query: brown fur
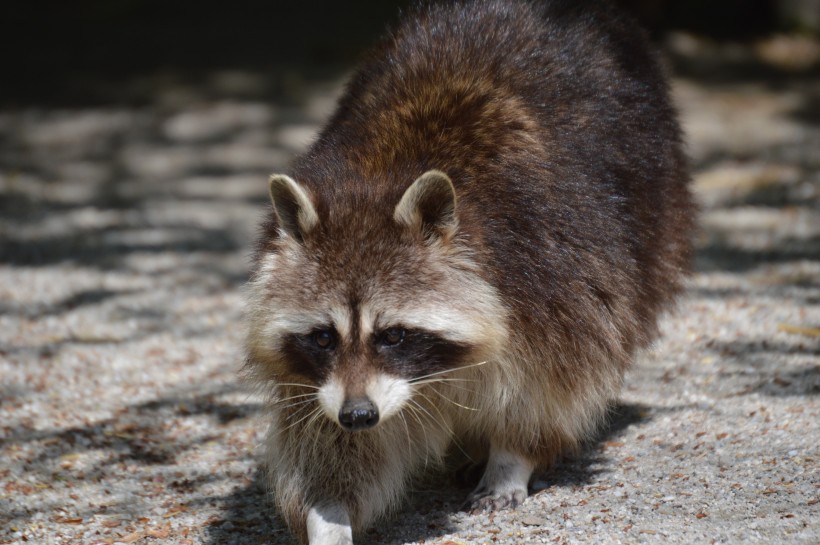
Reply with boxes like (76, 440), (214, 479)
(245, 1), (695, 542)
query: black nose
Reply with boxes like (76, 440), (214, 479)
(338, 398), (379, 431)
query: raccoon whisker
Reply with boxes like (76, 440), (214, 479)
(411, 394), (455, 438)
(408, 361), (487, 384)
(307, 409), (328, 453)
(411, 377), (476, 386)
(284, 405), (323, 431)
(404, 401), (432, 468)
(278, 390), (320, 398)
(277, 397), (317, 411)
(423, 374), (477, 381)
(397, 411), (412, 456)
(407, 398), (436, 427)
(412, 393), (473, 463)
(275, 392), (318, 404)
(427, 389), (478, 411)
(300, 408), (325, 437)
(417, 392), (459, 433)
(275, 382), (321, 390)
(403, 400), (427, 431)
(282, 400), (313, 420)
(279, 405), (311, 418)
(412, 378), (476, 395)
(282, 409), (313, 429)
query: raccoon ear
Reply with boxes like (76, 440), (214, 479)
(394, 170), (457, 235)
(268, 174), (319, 242)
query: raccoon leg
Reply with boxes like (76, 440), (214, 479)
(466, 446), (534, 512)
(306, 503), (353, 545)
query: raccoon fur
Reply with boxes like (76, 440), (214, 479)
(245, 1), (695, 543)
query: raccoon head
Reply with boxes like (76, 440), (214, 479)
(246, 170), (507, 432)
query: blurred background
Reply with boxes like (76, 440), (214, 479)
(2, 0), (817, 267)
(2, 0), (819, 106)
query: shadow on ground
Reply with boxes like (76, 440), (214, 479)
(0, 383), (261, 530)
(200, 402), (657, 545)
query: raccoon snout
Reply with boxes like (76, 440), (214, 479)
(338, 398), (380, 431)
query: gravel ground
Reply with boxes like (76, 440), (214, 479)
(1, 36), (818, 545)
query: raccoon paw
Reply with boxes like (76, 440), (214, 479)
(462, 447), (534, 513)
(465, 483), (528, 513)
(307, 503), (353, 545)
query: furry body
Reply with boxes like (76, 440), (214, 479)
(245, 1), (694, 543)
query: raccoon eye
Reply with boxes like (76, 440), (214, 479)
(380, 327), (406, 347)
(311, 329), (336, 350)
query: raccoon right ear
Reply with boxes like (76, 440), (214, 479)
(268, 174), (319, 242)
(394, 170), (457, 236)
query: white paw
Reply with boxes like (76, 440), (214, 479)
(463, 447), (534, 513)
(307, 503), (353, 545)
(466, 483), (528, 512)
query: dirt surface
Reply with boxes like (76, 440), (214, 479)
(1, 36), (818, 545)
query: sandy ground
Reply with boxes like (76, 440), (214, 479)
(1, 36), (818, 545)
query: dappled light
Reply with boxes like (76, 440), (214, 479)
(1, 4), (818, 544)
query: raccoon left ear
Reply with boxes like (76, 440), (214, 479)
(268, 174), (319, 242)
(394, 170), (457, 235)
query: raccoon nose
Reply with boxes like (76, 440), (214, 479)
(338, 398), (380, 431)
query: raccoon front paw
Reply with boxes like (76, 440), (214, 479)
(465, 483), (528, 513)
(462, 447), (534, 513)
(307, 503), (353, 545)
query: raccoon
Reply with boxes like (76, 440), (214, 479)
(245, 1), (694, 543)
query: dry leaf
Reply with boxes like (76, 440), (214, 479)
(146, 527), (171, 538)
(777, 324), (820, 337)
(54, 517), (83, 524)
(118, 531), (146, 543)
(163, 504), (188, 518)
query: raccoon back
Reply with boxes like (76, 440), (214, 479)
(264, 0), (694, 368)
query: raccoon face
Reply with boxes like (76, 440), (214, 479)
(282, 323), (474, 431)
(247, 170), (508, 431)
